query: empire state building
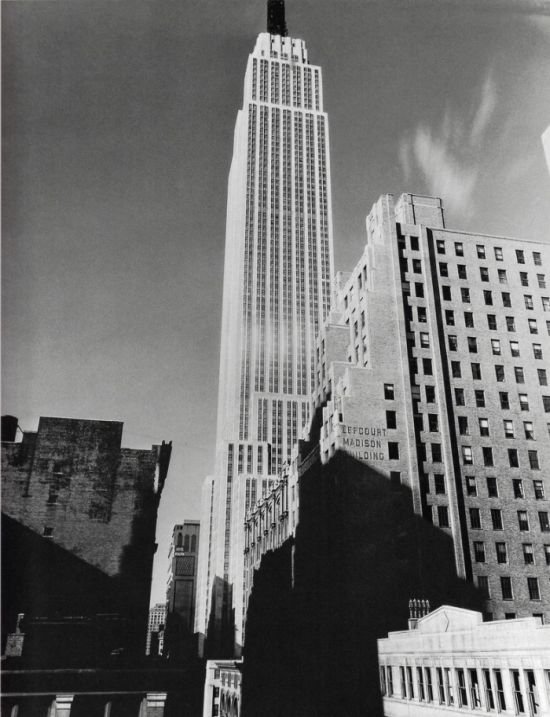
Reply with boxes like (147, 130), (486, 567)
(196, 0), (335, 655)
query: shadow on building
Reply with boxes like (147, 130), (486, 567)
(200, 577), (240, 661)
(242, 450), (485, 717)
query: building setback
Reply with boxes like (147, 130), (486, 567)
(195, 0), (335, 656)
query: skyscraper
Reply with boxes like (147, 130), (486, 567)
(196, 0), (334, 655)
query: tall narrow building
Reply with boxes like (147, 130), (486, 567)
(196, 0), (335, 655)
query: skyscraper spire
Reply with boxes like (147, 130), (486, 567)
(267, 0), (287, 36)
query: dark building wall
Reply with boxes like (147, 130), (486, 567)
(1, 416), (171, 665)
(242, 450), (484, 717)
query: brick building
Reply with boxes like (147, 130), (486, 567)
(164, 520), (200, 660)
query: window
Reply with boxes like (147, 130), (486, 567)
(455, 242), (463, 256)
(480, 266), (489, 282)
(439, 262), (448, 277)
(533, 480), (545, 499)
(477, 244), (486, 259)
(529, 319), (538, 336)
(528, 577), (540, 600)
(483, 290), (493, 306)
(508, 448), (519, 468)
(528, 450), (540, 470)
(491, 508), (503, 530)
(544, 396), (550, 412)
(434, 473), (445, 494)
(478, 577), (490, 598)
(418, 306), (427, 322)
(513, 479), (524, 499)
(504, 419), (515, 438)
(500, 392), (510, 409)
(475, 390), (485, 407)
(524, 421), (534, 440)
(542, 297), (550, 311)
(471, 363), (482, 380)
(455, 388), (465, 405)
(473, 541), (485, 562)
(448, 335), (458, 351)
(545, 545), (550, 565)
(410, 235), (419, 251)
(496, 542), (507, 563)
(523, 544), (534, 565)
(423, 358), (433, 375)
(533, 343), (543, 359)
(386, 410), (397, 429)
(516, 249), (525, 264)
(487, 314), (497, 330)
(510, 340), (520, 357)
(461, 287), (470, 303)
(451, 361), (461, 378)
(519, 394), (529, 411)
(478, 418), (489, 436)
(466, 476), (477, 496)
(384, 384), (394, 399)
(486, 477), (498, 497)
(506, 316), (516, 332)
(495, 365), (505, 382)
(498, 268), (507, 283)
(458, 416), (469, 435)
(415, 282), (424, 297)
(537, 273), (546, 288)
(445, 309), (454, 326)
(438, 505), (449, 527)
(43, 526), (53, 538)
(388, 442), (399, 459)
(442, 285), (451, 301)
(464, 311), (474, 328)
(425, 385), (435, 403)
(538, 369), (548, 386)
(457, 264), (467, 279)
(462, 446), (473, 465)
(468, 336), (478, 353)
(500, 577), (513, 600)
(525, 294), (534, 310)
(412, 259), (422, 273)
(491, 339), (501, 355)
(494, 246), (503, 260)
(470, 508), (481, 529)
(390, 471), (401, 487)
(457, 669), (468, 708)
(514, 366), (525, 384)
(432, 443), (442, 462)
(428, 414), (439, 432)
(436, 239), (445, 254)
(518, 510), (529, 531)
(533, 251), (542, 265)
(539, 512), (550, 532)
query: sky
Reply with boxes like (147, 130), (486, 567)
(3, 0), (550, 604)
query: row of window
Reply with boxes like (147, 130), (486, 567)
(469, 507), (550, 533)
(461, 445), (541, 470)
(443, 306), (550, 334)
(435, 238), (543, 267)
(458, 416), (541, 440)
(465, 475), (545, 500)
(438, 261), (546, 288)
(454, 387), (550, 413)
(381, 662), (545, 715)
(473, 540), (550, 567)
(450, 360), (546, 384)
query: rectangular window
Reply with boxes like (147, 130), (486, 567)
(528, 451), (540, 470)
(417, 667), (425, 701)
(506, 316), (516, 332)
(494, 247), (503, 260)
(538, 369), (548, 386)
(491, 508), (503, 530)
(516, 249), (525, 264)
(533, 480), (545, 499)
(412, 259), (422, 273)
(437, 668), (445, 705)
(495, 364), (505, 382)
(478, 576), (489, 597)
(513, 479), (524, 498)
(500, 392), (510, 409)
(423, 358), (433, 375)
(455, 388), (465, 405)
(480, 266), (489, 282)
(544, 395), (550, 412)
(439, 262), (448, 277)
(518, 510), (529, 531)
(457, 264), (467, 279)
(477, 244), (486, 259)
(475, 390), (485, 407)
(438, 505), (449, 527)
(445, 309), (454, 326)
(470, 507), (481, 529)
(533, 251), (542, 265)
(436, 239), (445, 254)
(537, 273), (546, 288)
(510, 340), (520, 357)
(487, 477), (498, 497)
(519, 394), (529, 411)
(545, 545), (550, 565)
(455, 242), (463, 256)
(496, 542), (507, 563)
(502, 292), (512, 307)
(479, 418), (489, 436)
(442, 285), (451, 301)
(418, 306), (427, 322)
(500, 576), (513, 600)
(457, 669), (468, 708)
(425, 385), (435, 403)
(434, 473), (445, 494)
(498, 268), (507, 283)
(386, 410), (397, 429)
(388, 442), (399, 460)
(462, 446), (473, 465)
(406, 666), (415, 698)
(533, 343), (543, 359)
(451, 361), (461, 378)
(525, 294), (534, 309)
(468, 336), (478, 353)
(528, 577), (540, 600)
(509, 448), (519, 467)
(494, 670), (506, 711)
(448, 335), (458, 351)
(471, 363), (482, 380)
(425, 667), (433, 702)
(539, 512), (550, 532)
(415, 282), (424, 297)
(515, 366), (525, 384)
(520, 271), (529, 286)
(487, 314), (497, 330)
(491, 339), (501, 355)
(523, 544), (534, 565)
(484, 290), (493, 305)
(432, 443), (442, 462)
(464, 311), (474, 328)
(473, 541), (485, 562)
(466, 476), (477, 496)
(384, 384), (394, 399)
(458, 416), (469, 435)
(504, 419), (515, 438)
(428, 414), (439, 432)
(461, 287), (470, 303)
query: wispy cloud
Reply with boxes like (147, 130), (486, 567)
(399, 70), (497, 216)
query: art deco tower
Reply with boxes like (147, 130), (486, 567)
(196, 0), (335, 655)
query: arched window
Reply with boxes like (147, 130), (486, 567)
(184, 534), (190, 552)
(176, 533), (182, 548)
(191, 534), (197, 552)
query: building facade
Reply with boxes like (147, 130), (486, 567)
(378, 605), (550, 716)
(146, 603), (166, 656)
(164, 520), (200, 660)
(195, 0), (335, 654)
